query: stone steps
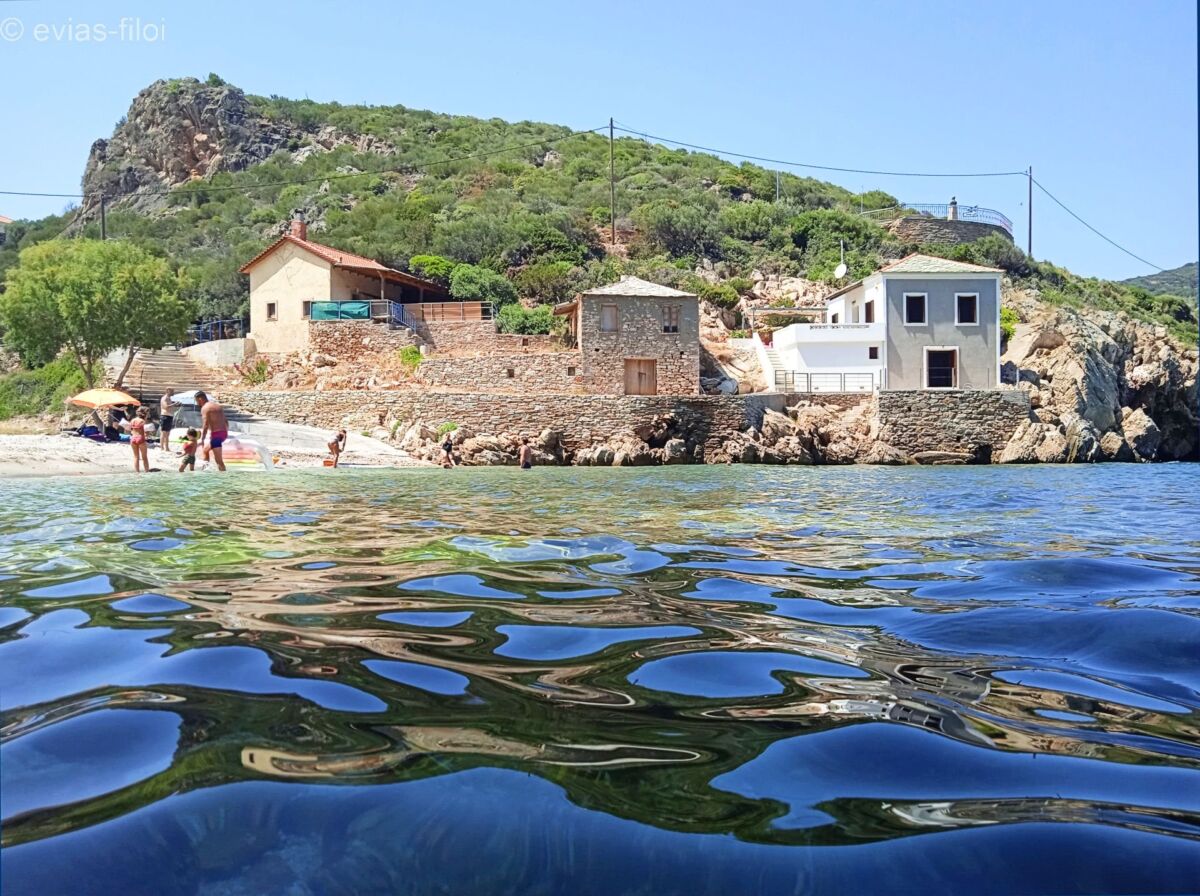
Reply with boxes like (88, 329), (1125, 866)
(112, 348), (222, 406)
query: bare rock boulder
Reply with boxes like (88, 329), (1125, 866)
(1122, 409), (1161, 461)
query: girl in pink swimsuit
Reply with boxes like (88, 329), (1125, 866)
(130, 406), (150, 473)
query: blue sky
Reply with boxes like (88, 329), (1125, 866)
(0, 0), (1195, 281)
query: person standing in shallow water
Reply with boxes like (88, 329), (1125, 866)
(441, 433), (456, 468)
(519, 438), (533, 470)
(129, 407), (150, 473)
(328, 429), (347, 467)
(159, 388), (179, 452)
(196, 391), (229, 472)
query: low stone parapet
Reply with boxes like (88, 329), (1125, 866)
(875, 390), (1030, 458)
(307, 320), (421, 358)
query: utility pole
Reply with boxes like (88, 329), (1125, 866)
(100, 195), (107, 240)
(609, 118), (616, 247)
(1026, 166), (1032, 257)
(775, 170), (781, 202)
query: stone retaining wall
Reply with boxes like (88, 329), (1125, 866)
(876, 390), (1030, 457)
(886, 217), (1012, 246)
(418, 321), (566, 356)
(224, 389), (814, 455)
(418, 352), (583, 393)
(308, 321), (421, 358)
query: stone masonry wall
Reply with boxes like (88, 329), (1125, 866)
(418, 321), (565, 356)
(308, 321), (421, 358)
(417, 352), (584, 393)
(224, 389), (809, 455)
(875, 390), (1031, 456)
(580, 295), (700, 394)
(887, 217), (1012, 246)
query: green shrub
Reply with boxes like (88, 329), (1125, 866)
(730, 328), (750, 339)
(408, 254), (456, 284)
(449, 264), (518, 308)
(496, 304), (558, 335)
(631, 200), (722, 258)
(513, 261), (576, 304)
(436, 421), (458, 436)
(397, 345), (422, 374)
(1000, 307), (1018, 343)
(235, 357), (271, 385)
(0, 357), (89, 421)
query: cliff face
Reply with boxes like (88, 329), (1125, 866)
(80, 78), (302, 215)
(1000, 290), (1198, 462)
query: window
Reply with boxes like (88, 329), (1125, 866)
(956, 293), (979, 325)
(505, 368), (515, 379)
(926, 349), (958, 388)
(662, 305), (680, 334)
(567, 366), (576, 377)
(830, 312), (840, 324)
(904, 294), (927, 325)
(600, 304), (619, 332)
(302, 301), (312, 319)
(868, 346), (879, 360)
(864, 301), (875, 324)
(266, 302), (278, 321)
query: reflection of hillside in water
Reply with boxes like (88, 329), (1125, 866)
(1, 467), (1198, 864)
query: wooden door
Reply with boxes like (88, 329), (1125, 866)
(624, 359), (657, 395)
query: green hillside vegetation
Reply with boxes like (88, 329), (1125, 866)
(1121, 262), (1197, 299)
(0, 80), (1195, 348)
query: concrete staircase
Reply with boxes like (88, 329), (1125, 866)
(761, 343), (784, 391)
(110, 347), (223, 406)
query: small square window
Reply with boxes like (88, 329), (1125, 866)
(600, 304), (619, 332)
(521, 337), (530, 346)
(505, 368), (515, 379)
(567, 366), (577, 377)
(830, 312), (839, 324)
(868, 346), (879, 360)
(302, 301), (312, 319)
(662, 305), (680, 334)
(956, 294), (979, 325)
(904, 294), (927, 325)
(266, 302), (278, 321)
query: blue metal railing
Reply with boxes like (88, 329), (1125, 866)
(860, 203), (1013, 236)
(186, 319), (245, 345)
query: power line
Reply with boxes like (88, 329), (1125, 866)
(0, 126), (607, 201)
(612, 121), (1027, 178)
(1032, 177), (1165, 271)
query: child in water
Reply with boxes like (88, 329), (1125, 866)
(178, 429), (199, 473)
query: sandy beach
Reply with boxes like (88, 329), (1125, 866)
(0, 433), (427, 479)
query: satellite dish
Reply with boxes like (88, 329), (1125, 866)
(834, 262), (848, 279)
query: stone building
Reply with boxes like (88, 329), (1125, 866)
(555, 276), (700, 395)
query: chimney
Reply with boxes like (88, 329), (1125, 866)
(289, 210), (307, 240)
(947, 197), (958, 221)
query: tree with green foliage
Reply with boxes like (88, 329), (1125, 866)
(449, 263), (518, 308)
(631, 200), (722, 258)
(0, 240), (194, 387)
(513, 261), (576, 304)
(408, 254), (456, 284)
(496, 304), (560, 335)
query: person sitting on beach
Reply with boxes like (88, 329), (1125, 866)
(178, 429), (199, 473)
(441, 433), (456, 468)
(195, 391), (228, 472)
(519, 438), (533, 470)
(129, 407), (150, 473)
(328, 429), (347, 468)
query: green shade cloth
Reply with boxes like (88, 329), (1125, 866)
(310, 300), (370, 321)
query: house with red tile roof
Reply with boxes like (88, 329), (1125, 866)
(0, 215), (12, 246)
(239, 214), (449, 354)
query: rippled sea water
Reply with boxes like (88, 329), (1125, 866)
(1, 465), (1198, 895)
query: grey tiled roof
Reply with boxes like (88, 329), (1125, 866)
(582, 275), (696, 298)
(880, 254), (1003, 274)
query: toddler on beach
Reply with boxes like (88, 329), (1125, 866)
(178, 429), (199, 473)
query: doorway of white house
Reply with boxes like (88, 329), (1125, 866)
(925, 348), (959, 388)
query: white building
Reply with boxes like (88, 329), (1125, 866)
(760, 254), (1004, 392)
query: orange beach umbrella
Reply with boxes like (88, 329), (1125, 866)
(68, 388), (141, 410)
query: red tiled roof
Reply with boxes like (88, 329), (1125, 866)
(238, 234), (445, 290)
(0, 215), (13, 225)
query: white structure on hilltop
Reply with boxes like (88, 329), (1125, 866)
(757, 254), (1004, 393)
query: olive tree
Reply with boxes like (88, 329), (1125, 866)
(1, 239), (195, 387)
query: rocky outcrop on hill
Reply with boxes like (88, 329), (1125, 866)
(81, 78), (303, 215)
(1000, 289), (1198, 462)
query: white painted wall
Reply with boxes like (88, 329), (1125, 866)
(248, 243), (333, 354)
(183, 338), (246, 367)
